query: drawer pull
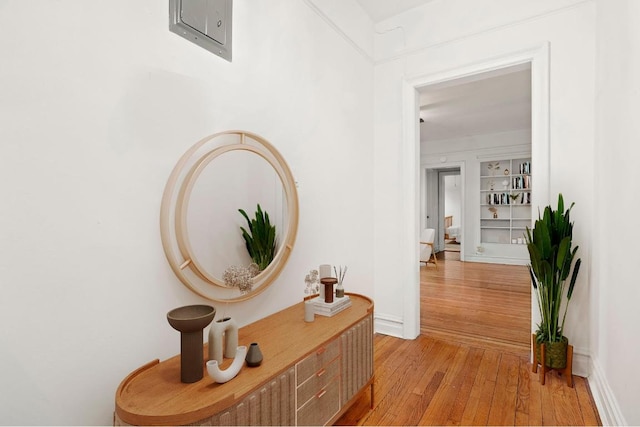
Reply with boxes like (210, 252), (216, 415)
(316, 347), (326, 355)
(316, 369), (326, 377)
(316, 389), (327, 399)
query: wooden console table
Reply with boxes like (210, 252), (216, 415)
(115, 294), (374, 426)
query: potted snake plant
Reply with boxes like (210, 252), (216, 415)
(239, 204), (277, 271)
(525, 193), (581, 369)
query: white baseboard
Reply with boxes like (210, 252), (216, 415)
(465, 254), (528, 265)
(374, 313), (404, 338)
(572, 348), (590, 378)
(588, 357), (627, 426)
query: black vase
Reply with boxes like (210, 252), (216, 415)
(245, 342), (263, 367)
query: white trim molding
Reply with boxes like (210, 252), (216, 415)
(589, 357), (627, 426)
(572, 347), (590, 378)
(402, 42), (551, 342)
(374, 313), (404, 338)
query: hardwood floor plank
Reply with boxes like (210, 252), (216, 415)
(564, 377), (589, 426)
(575, 376), (602, 426)
(514, 357), (532, 425)
(336, 255), (601, 426)
(527, 362), (544, 426)
(418, 345), (474, 425)
(359, 340), (413, 424)
(377, 337), (439, 425)
(486, 353), (520, 425)
(421, 255), (531, 350)
(470, 363), (500, 425)
(551, 372), (577, 425)
(411, 336), (457, 395)
(446, 347), (484, 425)
(459, 349), (501, 425)
(539, 371), (558, 425)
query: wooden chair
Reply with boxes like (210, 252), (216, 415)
(420, 228), (438, 268)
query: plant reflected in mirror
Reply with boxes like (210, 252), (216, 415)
(239, 204), (277, 271)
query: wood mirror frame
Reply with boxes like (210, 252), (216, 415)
(160, 130), (299, 302)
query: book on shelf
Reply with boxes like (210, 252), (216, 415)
(311, 295), (352, 317)
(519, 161), (531, 174)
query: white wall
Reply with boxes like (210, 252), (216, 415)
(592, 0), (640, 424)
(422, 130), (531, 264)
(372, 0), (595, 372)
(0, 1), (374, 424)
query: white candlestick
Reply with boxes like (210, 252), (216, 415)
(304, 300), (315, 322)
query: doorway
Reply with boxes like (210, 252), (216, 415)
(423, 167), (462, 255)
(441, 170), (461, 253)
(401, 44), (550, 340)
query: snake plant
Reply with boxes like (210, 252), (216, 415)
(238, 204), (277, 271)
(525, 194), (581, 344)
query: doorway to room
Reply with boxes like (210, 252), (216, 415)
(423, 167), (462, 255)
(441, 170), (461, 253)
(415, 59), (538, 350)
(400, 43), (550, 341)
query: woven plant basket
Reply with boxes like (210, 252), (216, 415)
(535, 336), (569, 369)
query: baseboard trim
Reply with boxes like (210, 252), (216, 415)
(572, 348), (590, 378)
(589, 357), (627, 426)
(374, 313), (404, 338)
(465, 254), (528, 266)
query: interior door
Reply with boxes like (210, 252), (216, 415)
(425, 169), (439, 248)
(438, 169), (462, 252)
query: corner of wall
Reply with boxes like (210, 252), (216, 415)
(589, 356), (627, 426)
(374, 312), (405, 338)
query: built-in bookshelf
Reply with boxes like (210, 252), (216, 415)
(480, 158), (532, 244)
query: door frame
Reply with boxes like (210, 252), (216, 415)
(438, 168), (462, 253)
(401, 43), (550, 339)
(422, 165), (464, 255)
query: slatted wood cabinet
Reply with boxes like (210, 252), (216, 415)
(115, 294), (374, 426)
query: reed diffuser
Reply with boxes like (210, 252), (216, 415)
(333, 265), (347, 298)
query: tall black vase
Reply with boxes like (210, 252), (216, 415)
(167, 305), (216, 383)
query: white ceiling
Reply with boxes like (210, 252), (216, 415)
(356, 0), (436, 23)
(419, 65), (532, 142)
(355, 2), (532, 143)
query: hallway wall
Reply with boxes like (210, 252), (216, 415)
(373, 0), (594, 385)
(0, 1), (374, 423)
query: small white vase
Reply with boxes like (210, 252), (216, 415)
(208, 317), (238, 364)
(304, 300), (315, 322)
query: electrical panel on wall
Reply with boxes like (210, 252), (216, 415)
(169, 0), (233, 62)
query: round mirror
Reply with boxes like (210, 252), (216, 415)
(160, 131), (299, 302)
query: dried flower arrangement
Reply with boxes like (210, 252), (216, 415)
(223, 263), (260, 294)
(304, 269), (320, 295)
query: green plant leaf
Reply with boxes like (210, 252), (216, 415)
(238, 204), (277, 271)
(567, 258), (581, 300)
(556, 236), (573, 283)
(527, 194), (580, 344)
(528, 266), (538, 289)
(557, 193), (565, 214)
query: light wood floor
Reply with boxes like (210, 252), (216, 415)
(421, 251), (531, 354)
(336, 253), (601, 426)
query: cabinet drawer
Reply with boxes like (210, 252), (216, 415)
(296, 339), (340, 385)
(296, 356), (340, 409)
(296, 378), (340, 426)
